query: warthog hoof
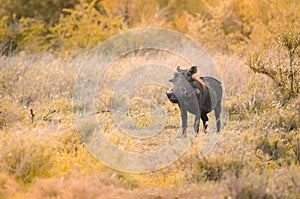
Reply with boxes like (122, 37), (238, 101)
(178, 133), (187, 138)
(204, 121), (209, 133)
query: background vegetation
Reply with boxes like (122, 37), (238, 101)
(0, 0), (299, 198)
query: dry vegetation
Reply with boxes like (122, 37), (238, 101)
(0, 0), (299, 198)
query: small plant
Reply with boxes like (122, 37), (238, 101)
(223, 171), (273, 199)
(0, 16), (46, 55)
(293, 137), (300, 164)
(255, 132), (300, 166)
(255, 138), (281, 161)
(0, 130), (54, 184)
(193, 156), (243, 182)
(235, 186), (273, 199)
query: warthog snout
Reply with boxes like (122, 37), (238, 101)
(166, 89), (179, 104)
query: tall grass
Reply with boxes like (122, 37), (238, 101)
(0, 50), (299, 198)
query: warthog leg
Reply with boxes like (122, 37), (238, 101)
(179, 106), (187, 138)
(201, 114), (209, 133)
(214, 103), (221, 133)
(194, 112), (201, 136)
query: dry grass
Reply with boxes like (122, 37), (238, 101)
(0, 50), (299, 198)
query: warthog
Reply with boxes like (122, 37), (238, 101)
(166, 66), (222, 137)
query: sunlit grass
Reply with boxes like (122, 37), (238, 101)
(0, 50), (299, 198)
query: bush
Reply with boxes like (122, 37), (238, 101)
(0, 0), (79, 24)
(223, 171), (273, 199)
(47, 0), (123, 54)
(193, 156), (243, 182)
(0, 130), (54, 183)
(255, 138), (282, 161)
(255, 131), (300, 166)
(247, 30), (300, 103)
(0, 16), (46, 55)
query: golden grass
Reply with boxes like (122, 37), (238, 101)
(0, 51), (299, 198)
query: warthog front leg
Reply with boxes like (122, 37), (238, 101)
(179, 106), (187, 138)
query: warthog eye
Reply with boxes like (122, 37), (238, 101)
(187, 73), (191, 79)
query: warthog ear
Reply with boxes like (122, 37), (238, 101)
(169, 73), (178, 82)
(177, 66), (182, 72)
(190, 66), (197, 74)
